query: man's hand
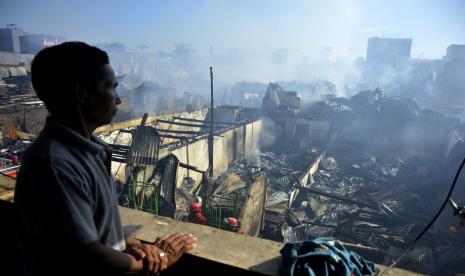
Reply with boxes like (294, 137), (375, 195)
(140, 243), (169, 274)
(125, 236), (145, 260)
(124, 253), (144, 272)
(154, 233), (197, 266)
(125, 237), (169, 274)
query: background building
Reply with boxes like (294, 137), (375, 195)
(366, 37), (412, 71)
(445, 44), (465, 61)
(0, 24), (66, 55)
(431, 44), (465, 112)
(0, 24), (24, 53)
(361, 37), (413, 96)
(19, 34), (66, 54)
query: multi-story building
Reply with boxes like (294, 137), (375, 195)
(432, 44), (465, 111)
(366, 37), (412, 71)
(19, 34), (66, 55)
(0, 25), (66, 55)
(0, 24), (24, 53)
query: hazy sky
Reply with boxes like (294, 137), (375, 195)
(1, 0), (464, 59)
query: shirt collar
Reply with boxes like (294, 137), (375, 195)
(44, 116), (107, 155)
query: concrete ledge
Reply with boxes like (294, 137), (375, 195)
(119, 207), (419, 275)
(120, 207), (282, 275)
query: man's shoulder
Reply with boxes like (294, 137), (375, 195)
(22, 132), (82, 170)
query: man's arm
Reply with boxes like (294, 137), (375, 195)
(45, 169), (144, 273)
(79, 241), (144, 273)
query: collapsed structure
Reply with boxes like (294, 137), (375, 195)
(96, 106), (267, 236)
(259, 83), (465, 273)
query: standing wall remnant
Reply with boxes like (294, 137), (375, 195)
(162, 119), (262, 190)
(238, 173), (267, 237)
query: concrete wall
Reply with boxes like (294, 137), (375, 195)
(244, 120), (262, 154)
(262, 115), (329, 147)
(165, 138), (208, 191)
(295, 118), (330, 142)
(0, 52), (34, 68)
(160, 119), (263, 190)
(0, 66), (28, 79)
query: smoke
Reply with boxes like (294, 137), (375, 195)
(259, 117), (283, 148)
(4, 0), (461, 115)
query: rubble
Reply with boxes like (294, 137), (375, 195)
(252, 87), (465, 273)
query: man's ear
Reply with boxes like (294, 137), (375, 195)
(75, 84), (88, 104)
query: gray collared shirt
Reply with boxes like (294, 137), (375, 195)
(15, 117), (126, 275)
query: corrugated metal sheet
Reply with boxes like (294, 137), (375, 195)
(266, 191), (288, 207)
(2, 122), (18, 140)
(128, 126), (160, 165)
(158, 154), (179, 206)
(212, 172), (246, 197)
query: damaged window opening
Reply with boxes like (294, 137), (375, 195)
(1, 1), (465, 275)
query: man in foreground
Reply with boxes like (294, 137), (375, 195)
(15, 41), (196, 275)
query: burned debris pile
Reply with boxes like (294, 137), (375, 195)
(258, 87), (465, 272)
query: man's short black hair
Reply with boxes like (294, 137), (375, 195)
(31, 41), (109, 114)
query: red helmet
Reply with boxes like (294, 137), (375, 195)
(190, 202), (202, 212)
(11, 155), (19, 163)
(224, 217), (238, 227)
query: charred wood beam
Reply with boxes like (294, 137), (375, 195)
(178, 162), (205, 173)
(300, 221), (337, 228)
(158, 134), (193, 140)
(156, 119), (224, 129)
(112, 152), (127, 158)
(112, 151), (129, 157)
(109, 146), (130, 155)
(119, 129), (133, 134)
(155, 128), (205, 135)
(140, 113), (149, 126)
(173, 116), (236, 125)
(110, 144), (131, 150)
(307, 187), (378, 209)
(111, 157), (128, 163)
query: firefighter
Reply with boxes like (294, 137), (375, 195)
(10, 154), (19, 165)
(223, 217), (244, 234)
(188, 196), (206, 225)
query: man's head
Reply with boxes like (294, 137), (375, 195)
(31, 41), (121, 127)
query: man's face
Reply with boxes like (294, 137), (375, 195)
(81, 64), (121, 127)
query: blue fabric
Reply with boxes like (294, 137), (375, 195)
(280, 237), (377, 276)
